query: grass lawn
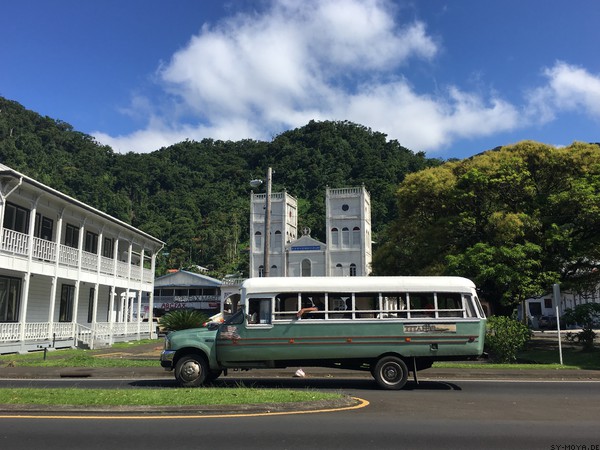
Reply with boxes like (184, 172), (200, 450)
(0, 387), (341, 407)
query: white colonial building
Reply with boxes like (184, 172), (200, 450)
(249, 186), (372, 277)
(0, 164), (164, 354)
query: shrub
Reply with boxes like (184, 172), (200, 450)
(159, 310), (208, 332)
(563, 303), (600, 352)
(485, 315), (531, 363)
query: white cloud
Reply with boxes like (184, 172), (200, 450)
(94, 0), (590, 154)
(527, 61), (600, 123)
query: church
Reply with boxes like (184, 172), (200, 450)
(249, 186), (372, 277)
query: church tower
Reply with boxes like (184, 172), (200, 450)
(249, 190), (297, 277)
(325, 186), (372, 276)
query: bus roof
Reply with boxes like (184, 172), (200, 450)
(241, 276), (476, 294)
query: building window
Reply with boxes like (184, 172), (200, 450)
(3, 202), (29, 233)
(342, 204), (349, 211)
(353, 227), (360, 247)
(85, 231), (99, 254)
(258, 265), (265, 277)
(0, 276), (21, 322)
(273, 230), (282, 252)
(350, 263), (357, 277)
(64, 224), (79, 248)
(254, 231), (262, 251)
(34, 214), (54, 240)
(335, 263), (343, 276)
(271, 265), (278, 277)
(342, 227), (350, 247)
(331, 228), (339, 247)
(102, 237), (114, 258)
(59, 284), (75, 322)
(302, 259), (312, 277)
(87, 288), (95, 323)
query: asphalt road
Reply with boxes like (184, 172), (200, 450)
(0, 377), (599, 450)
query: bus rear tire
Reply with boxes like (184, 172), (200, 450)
(373, 356), (408, 390)
(175, 354), (208, 387)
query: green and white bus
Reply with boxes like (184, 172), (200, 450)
(160, 276), (486, 390)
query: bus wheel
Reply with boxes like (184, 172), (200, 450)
(175, 354), (208, 387)
(373, 356), (408, 390)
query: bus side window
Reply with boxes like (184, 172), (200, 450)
(248, 298), (272, 325)
(299, 293), (325, 318)
(383, 294), (407, 318)
(438, 292), (463, 317)
(328, 293), (351, 319)
(409, 293), (435, 318)
(275, 293), (299, 320)
(355, 293), (378, 318)
(463, 294), (477, 318)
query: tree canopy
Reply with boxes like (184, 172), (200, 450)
(373, 141), (600, 313)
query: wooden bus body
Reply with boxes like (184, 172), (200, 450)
(160, 276), (486, 389)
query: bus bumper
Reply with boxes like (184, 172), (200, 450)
(160, 350), (176, 370)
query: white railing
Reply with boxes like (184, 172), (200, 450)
(130, 265), (141, 281)
(33, 237), (57, 261)
(143, 269), (153, 284)
(23, 322), (50, 340)
(93, 323), (113, 343)
(53, 322), (75, 339)
(116, 260), (129, 278)
(75, 323), (94, 348)
(0, 322), (20, 341)
(100, 256), (115, 275)
(1, 229), (155, 286)
(81, 250), (98, 272)
(1, 321), (152, 350)
(59, 244), (79, 268)
(1, 228), (29, 255)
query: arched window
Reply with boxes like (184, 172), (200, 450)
(273, 230), (282, 251)
(254, 231), (262, 251)
(301, 259), (312, 277)
(258, 265), (265, 277)
(350, 263), (357, 277)
(353, 227), (360, 247)
(271, 265), (278, 277)
(331, 228), (339, 247)
(342, 227), (350, 247)
(335, 263), (343, 276)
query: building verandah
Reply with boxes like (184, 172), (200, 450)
(0, 164), (164, 354)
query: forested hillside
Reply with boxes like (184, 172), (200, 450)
(0, 96), (439, 276)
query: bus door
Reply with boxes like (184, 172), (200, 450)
(216, 296), (274, 364)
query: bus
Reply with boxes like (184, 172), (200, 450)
(160, 276), (486, 390)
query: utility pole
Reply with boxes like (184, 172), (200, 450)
(263, 167), (272, 277)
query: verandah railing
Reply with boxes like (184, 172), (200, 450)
(1, 228), (149, 282)
(0, 321), (154, 350)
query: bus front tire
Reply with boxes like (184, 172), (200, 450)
(373, 356), (408, 390)
(175, 354), (208, 387)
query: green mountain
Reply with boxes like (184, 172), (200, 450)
(0, 96), (439, 276)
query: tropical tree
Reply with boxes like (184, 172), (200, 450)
(374, 141), (600, 314)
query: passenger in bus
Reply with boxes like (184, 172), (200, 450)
(248, 305), (259, 324)
(297, 298), (318, 318)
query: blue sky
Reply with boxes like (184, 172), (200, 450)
(1, 0), (599, 159)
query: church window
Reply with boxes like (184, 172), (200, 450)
(342, 227), (350, 247)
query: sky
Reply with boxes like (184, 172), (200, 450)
(1, 0), (599, 159)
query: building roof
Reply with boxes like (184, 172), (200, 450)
(154, 270), (222, 288)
